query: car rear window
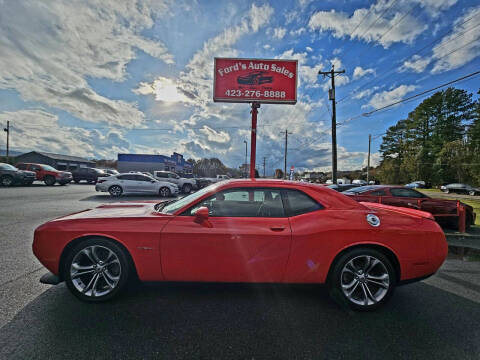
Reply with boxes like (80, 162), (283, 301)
(284, 190), (323, 216)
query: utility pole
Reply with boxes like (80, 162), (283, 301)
(243, 140), (248, 178)
(263, 157), (266, 178)
(282, 129), (292, 179)
(367, 134), (371, 183)
(319, 64), (345, 184)
(3, 121), (9, 162)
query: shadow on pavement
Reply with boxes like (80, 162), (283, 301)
(0, 281), (479, 359)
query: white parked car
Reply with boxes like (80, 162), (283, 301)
(153, 171), (197, 193)
(352, 179), (368, 185)
(95, 173), (179, 197)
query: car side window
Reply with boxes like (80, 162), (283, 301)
(370, 190), (386, 196)
(117, 174), (136, 181)
(390, 188), (425, 198)
(30, 165), (41, 171)
(135, 175), (151, 182)
(284, 190), (323, 216)
(156, 172), (168, 178)
(184, 188), (285, 217)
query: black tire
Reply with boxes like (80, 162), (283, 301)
(108, 185), (123, 197)
(159, 186), (171, 197)
(182, 184), (192, 194)
(44, 176), (56, 186)
(1, 175), (14, 187)
(64, 237), (130, 302)
(468, 190), (475, 196)
(23, 181), (34, 186)
(74, 179), (80, 184)
(444, 188), (449, 194)
(328, 247), (396, 311)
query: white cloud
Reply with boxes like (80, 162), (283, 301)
(306, 47), (313, 52)
(0, 109), (130, 158)
(273, 27), (287, 40)
(308, 1), (437, 48)
(431, 6), (480, 73)
(353, 66), (375, 79)
(133, 77), (191, 103)
(400, 54), (431, 73)
(367, 84), (418, 110)
(353, 86), (381, 100)
(290, 27), (306, 37)
(0, 0), (175, 128)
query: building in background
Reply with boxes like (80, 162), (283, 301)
(15, 151), (95, 170)
(117, 152), (193, 177)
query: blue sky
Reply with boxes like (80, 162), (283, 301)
(0, 0), (479, 174)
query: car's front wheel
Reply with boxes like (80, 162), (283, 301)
(108, 185), (123, 197)
(44, 176), (56, 186)
(1, 175), (14, 187)
(329, 248), (396, 311)
(159, 186), (171, 197)
(64, 238), (130, 302)
(182, 184), (192, 194)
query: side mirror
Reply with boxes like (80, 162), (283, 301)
(150, 179), (156, 183)
(194, 206), (209, 223)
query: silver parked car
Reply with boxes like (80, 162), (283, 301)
(95, 173), (179, 197)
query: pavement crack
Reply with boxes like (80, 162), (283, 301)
(0, 267), (44, 287)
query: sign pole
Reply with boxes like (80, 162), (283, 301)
(250, 102), (260, 178)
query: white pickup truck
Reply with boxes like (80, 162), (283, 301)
(153, 171), (197, 193)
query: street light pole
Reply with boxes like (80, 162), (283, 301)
(367, 134), (371, 183)
(243, 140), (248, 178)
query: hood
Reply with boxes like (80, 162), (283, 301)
(52, 201), (171, 221)
(360, 202), (435, 220)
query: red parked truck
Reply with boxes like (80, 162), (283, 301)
(343, 185), (476, 230)
(16, 163), (72, 186)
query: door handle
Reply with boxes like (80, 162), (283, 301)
(270, 226), (286, 231)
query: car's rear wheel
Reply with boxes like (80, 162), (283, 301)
(1, 175), (14, 187)
(329, 248), (396, 311)
(44, 176), (55, 186)
(74, 179), (80, 184)
(182, 184), (192, 194)
(108, 185), (123, 197)
(64, 238), (130, 302)
(159, 186), (171, 197)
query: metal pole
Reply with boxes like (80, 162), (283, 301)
(284, 130), (288, 179)
(4, 121), (9, 162)
(263, 157), (266, 178)
(243, 140), (248, 178)
(367, 134), (371, 183)
(250, 102), (260, 179)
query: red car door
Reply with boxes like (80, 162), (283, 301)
(161, 187), (292, 283)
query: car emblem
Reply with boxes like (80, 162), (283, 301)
(366, 214), (380, 227)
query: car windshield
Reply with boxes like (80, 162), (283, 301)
(41, 165), (57, 171)
(0, 163), (18, 171)
(344, 185), (378, 194)
(160, 183), (219, 214)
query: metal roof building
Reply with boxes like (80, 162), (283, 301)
(117, 152), (193, 176)
(15, 151), (95, 171)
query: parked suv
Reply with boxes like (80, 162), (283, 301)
(153, 171), (197, 193)
(16, 163), (72, 185)
(71, 167), (106, 184)
(0, 163), (36, 186)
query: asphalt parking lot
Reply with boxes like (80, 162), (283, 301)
(0, 184), (479, 359)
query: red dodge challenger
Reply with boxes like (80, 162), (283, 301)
(33, 179), (447, 311)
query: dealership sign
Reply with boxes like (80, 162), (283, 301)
(213, 58), (297, 104)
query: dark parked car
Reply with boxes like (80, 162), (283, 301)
(72, 167), (106, 184)
(237, 71), (273, 85)
(327, 184), (361, 192)
(440, 183), (480, 196)
(0, 163), (36, 186)
(343, 185), (476, 229)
